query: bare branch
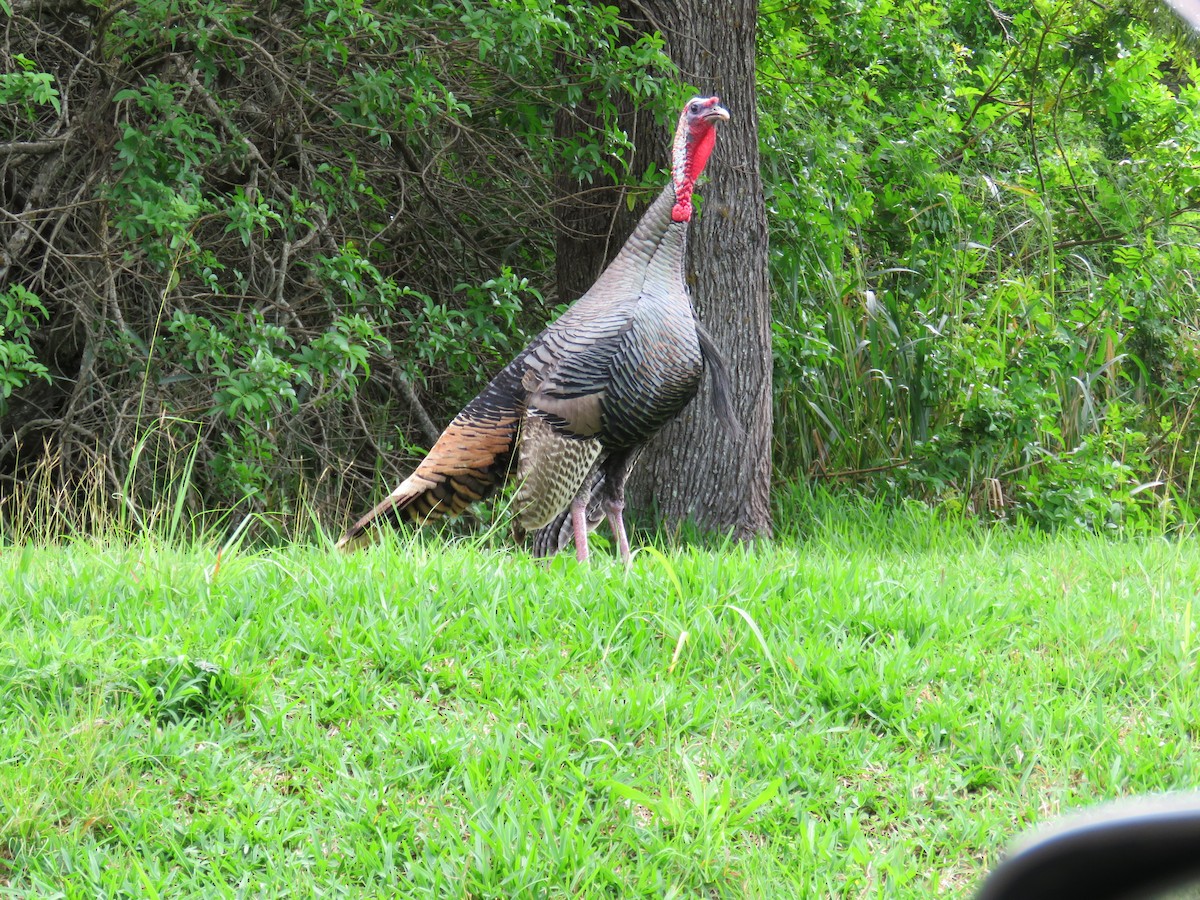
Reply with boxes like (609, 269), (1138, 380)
(0, 139), (67, 156)
(10, 0), (90, 14)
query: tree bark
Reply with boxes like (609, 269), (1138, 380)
(555, 0), (773, 540)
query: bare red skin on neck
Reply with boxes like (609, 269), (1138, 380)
(672, 123), (718, 223)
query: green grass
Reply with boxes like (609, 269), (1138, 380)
(3, 508), (1200, 897)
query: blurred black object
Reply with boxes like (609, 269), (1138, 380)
(977, 794), (1200, 900)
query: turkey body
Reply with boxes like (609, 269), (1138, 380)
(338, 96), (732, 561)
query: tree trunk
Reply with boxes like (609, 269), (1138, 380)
(555, 0), (773, 540)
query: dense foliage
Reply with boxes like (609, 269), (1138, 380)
(3, 0), (1199, 536)
(0, 0), (673, 534)
(762, 0), (1200, 531)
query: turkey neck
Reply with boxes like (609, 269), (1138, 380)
(592, 182), (704, 453)
(574, 183), (690, 313)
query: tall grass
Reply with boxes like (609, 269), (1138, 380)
(0, 416), (366, 547)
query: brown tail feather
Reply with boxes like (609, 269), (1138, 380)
(336, 412), (520, 550)
(337, 355), (529, 551)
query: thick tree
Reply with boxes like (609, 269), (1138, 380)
(556, 0), (773, 541)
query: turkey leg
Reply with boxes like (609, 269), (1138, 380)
(570, 494), (590, 562)
(605, 498), (631, 565)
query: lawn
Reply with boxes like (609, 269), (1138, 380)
(2, 506), (1199, 897)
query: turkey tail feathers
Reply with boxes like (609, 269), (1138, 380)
(336, 366), (525, 550)
(697, 323), (742, 439)
(335, 413), (518, 550)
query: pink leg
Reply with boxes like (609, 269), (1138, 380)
(571, 495), (590, 562)
(605, 499), (630, 565)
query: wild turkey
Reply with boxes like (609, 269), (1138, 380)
(338, 95), (736, 561)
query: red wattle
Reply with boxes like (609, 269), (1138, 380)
(672, 186), (693, 222)
(671, 124), (717, 222)
(687, 127), (717, 183)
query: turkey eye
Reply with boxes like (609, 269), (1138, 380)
(689, 102), (700, 113)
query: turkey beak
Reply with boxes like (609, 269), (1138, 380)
(704, 104), (730, 124)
